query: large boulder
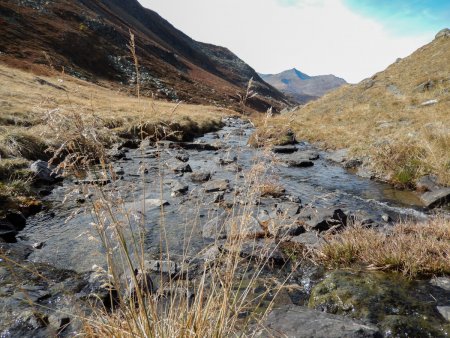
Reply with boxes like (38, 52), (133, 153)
(420, 188), (450, 208)
(30, 160), (61, 183)
(254, 305), (381, 337)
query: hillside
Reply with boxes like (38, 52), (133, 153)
(260, 68), (346, 104)
(0, 0), (289, 112)
(260, 29), (450, 187)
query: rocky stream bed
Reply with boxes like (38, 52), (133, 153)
(0, 117), (449, 337)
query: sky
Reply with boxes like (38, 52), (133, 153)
(138, 0), (449, 83)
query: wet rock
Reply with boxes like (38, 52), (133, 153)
(224, 215), (264, 239)
(190, 171), (211, 183)
(431, 277), (450, 291)
(309, 270), (449, 337)
(272, 145), (298, 154)
(171, 181), (188, 196)
(216, 155), (237, 165)
(255, 305), (381, 338)
(268, 219), (305, 239)
(145, 199), (170, 208)
(77, 178), (111, 186)
(175, 152), (189, 162)
(118, 139), (140, 150)
(203, 179), (230, 193)
(79, 270), (118, 309)
(6, 210), (26, 231)
(290, 232), (323, 249)
(13, 285), (51, 303)
(325, 149), (348, 163)
(275, 202), (302, 217)
(381, 214), (392, 223)
(202, 212), (228, 240)
(165, 158), (192, 173)
(107, 144), (128, 160)
(178, 142), (220, 151)
(114, 166), (125, 176)
(416, 175), (441, 192)
(283, 158), (314, 168)
(223, 238), (285, 266)
(32, 242), (44, 249)
(0, 221), (18, 242)
(48, 312), (71, 334)
(30, 160), (61, 183)
(420, 188), (450, 208)
(299, 207), (347, 232)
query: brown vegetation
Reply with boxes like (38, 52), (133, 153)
(315, 218), (450, 277)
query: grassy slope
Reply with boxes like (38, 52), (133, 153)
(0, 63), (231, 210)
(262, 35), (450, 187)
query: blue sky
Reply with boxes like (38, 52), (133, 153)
(344, 0), (450, 36)
(140, 0), (446, 83)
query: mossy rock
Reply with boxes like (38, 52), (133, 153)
(309, 270), (449, 337)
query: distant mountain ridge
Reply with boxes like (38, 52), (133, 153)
(260, 68), (347, 104)
(0, 0), (290, 112)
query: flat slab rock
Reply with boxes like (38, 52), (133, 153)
(420, 188), (450, 208)
(254, 305), (380, 338)
(203, 179), (230, 193)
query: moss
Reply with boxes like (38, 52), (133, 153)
(309, 270), (449, 336)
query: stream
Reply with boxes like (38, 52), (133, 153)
(2, 117), (449, 337)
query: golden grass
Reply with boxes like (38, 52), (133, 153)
(255, 36), (450, 187)
(0, 63), (230, 209)
(315, 218), (450, 277)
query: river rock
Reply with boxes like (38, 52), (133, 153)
(5, 210), (26, 231)
(420, 188), (450, 208)
(416, 175), (441, 192)
(171, 181), (188, 196)
(202, 212), (229, 240)
(224, 215), (264, 239)
(178, 142), (220, 151)
(299, 207), (347, 232)
(325, 149), (348, 163)
(175, 152), (189, 162)
(203, 179), (230, 193)
(146, 259), (178, 276)
(165, 158), (192, 173)
(30, 160), (60, 183)
(190, 171), (211, 183)
(255, 305), (381, 338)
(268, 219), (305, 239)
(223, 238), (285, 266)
(290, 232), (323, 249)
(272, 145), (298, 154)
(275, 202), (302, 217)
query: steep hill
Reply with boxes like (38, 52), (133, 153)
(263, 29), (450, 187)
(260, 68), (346, 104)
(0, 0), (289, 112)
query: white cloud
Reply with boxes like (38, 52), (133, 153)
(139, 0), (433, 83)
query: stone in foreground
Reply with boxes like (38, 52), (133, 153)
(254, 305), (380, 337)
(420, 188), (450, 208)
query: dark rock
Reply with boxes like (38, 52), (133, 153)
(32, 242), (45, 249)
(216, 155), (237, 165)
(30, 160), (61, 183)
(420, 188), (450, 208)
(299, 207), (347, 232)
(165, 158), (192, 173)
(118, 139), (140, 150)
(268, 219), (305, 239)
(77, 179), (111, 186)
(48, 313), (71, 334)
(283, 159), (314, 168)
(272, 145), (298, 154)
(175, 152), (189, 162)
(171, 181), (188, 196)
(107, 145), (127, 160)
(255, 305), (381, 338)
(416, 175), (441, 192)
(190, 171), (211, 182)
(178, 142), (220, 151)
(203, 179), (230, 193)
(0, 220), (18, 242)
(6, 210), (26, 231)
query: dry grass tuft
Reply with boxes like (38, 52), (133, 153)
(1, 131), (49, 161)
(0, 158), (29, 180)
(315, 218), (450, 277)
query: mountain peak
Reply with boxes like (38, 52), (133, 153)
(291, 68), (311, 80)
